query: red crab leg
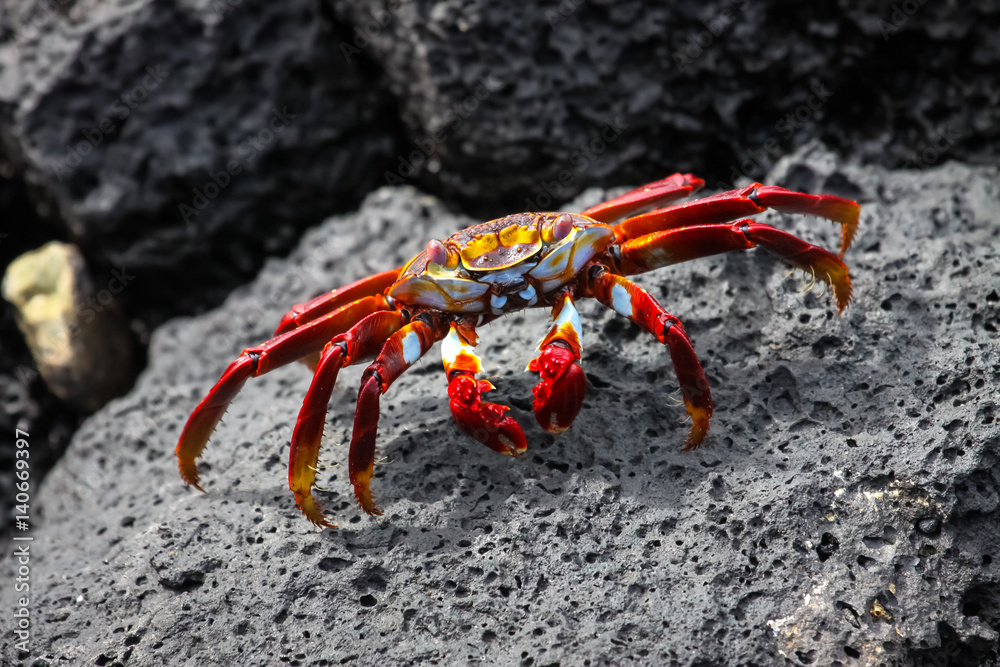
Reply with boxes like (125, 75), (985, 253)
(584, 269), (713, 449)
(274, 268), (401, 370)
(617, 220), (853, 312)
(581, 173), (705, 223)
(442, 324), (527, 456)
(350, 315), (450, 515)
(527, 293), (587, 434)
(616, 183), (861, 258)
(176, 294), (389, 490)
(274, 269), (401, 336)
(288, 310), (407, 528)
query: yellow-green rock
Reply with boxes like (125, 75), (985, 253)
(2, 242), (134, 412)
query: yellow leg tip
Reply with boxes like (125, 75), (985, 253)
(354, 488), (383, 517)
(178, 458), (205, 492)
(352, 468), (382, 516)
(294, 491), (336, 529)
(814, 260), (852, 314)
(682, 405), (711, 451)
(838, 202), (861, 258)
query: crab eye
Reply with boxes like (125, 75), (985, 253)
(426, 239), (449, 266)
(553, 214), (574, 241)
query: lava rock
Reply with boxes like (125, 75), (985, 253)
(328, 0), (1000, 212)
(1, 145), (998, 666)
(0, 0), (399, 323)
(2, 242), (135, 412)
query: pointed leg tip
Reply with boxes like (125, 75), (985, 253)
(307, 513), (338, 530)
(835, 201), (860, 257)
(178, 459), (205, 492)
(354, 487), (382, 517)
(833, 271), (853, 314)
(682, 429), (708, 452)
(681, 405), (711, 451)
(296, 492), (337, 529)
(311, 516), (338, 530)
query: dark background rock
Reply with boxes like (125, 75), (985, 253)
(1, 146), (997, 666)
(329, 0), (1000, 211)
(0, 0), (401, 324)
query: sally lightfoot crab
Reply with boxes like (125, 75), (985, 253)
(176, 174), (859, 528)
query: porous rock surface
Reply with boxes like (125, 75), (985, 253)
(1, 145), (998, 666)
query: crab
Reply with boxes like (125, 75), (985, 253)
(176, 173), (859, 528)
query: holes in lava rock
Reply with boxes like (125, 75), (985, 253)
(836, 601), (861, 629)
(862, 525), (898, 548)
(856, 555), (877, 569)
(816, 532), (840, 561)
(880, 293), (902, 311)
(317, 557), (351, 572)
(811, 335), (841, 358)
(795, 649), (817, 664)
(961, 583), (1000, 630)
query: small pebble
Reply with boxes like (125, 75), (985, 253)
(917, 518), (941, 536)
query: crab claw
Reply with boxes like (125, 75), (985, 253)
(528, 343), (586, 434)
(448, 374), (527, 456)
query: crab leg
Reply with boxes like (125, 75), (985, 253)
(615, 183), (860, 258)
(273, 268), (401, 369)
(584, 270), (713, 449)
(527, 293), (587, 434)
(274, 269), (401, 335)
(617, 220), (853, 312)
(176, 294), (390, 490)
(582, 173), (705, 223)
(442, 324), (527, 457)
(288, 310), (408, 528)
(350, 315), (449, 515)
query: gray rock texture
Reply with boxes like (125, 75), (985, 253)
(2, 144), (997, 666)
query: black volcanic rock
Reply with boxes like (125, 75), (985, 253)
(2, 145), (997, 666)
(0, 0), (399, 323)
(328, 0), (1000, 212)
